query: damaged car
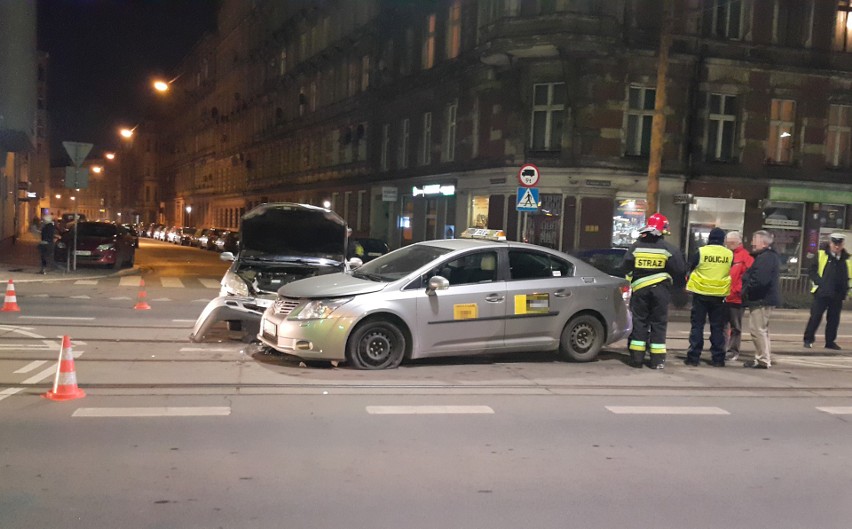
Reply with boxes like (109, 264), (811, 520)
(189, 202), (360, 342)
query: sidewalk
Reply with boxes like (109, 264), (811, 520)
(0, 232), (137, 283)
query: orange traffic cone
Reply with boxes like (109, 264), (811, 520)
(134, 278), (151, 310)
(43, 335), (86, 401)
(1, 279), (21, 312)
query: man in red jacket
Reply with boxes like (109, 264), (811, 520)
(724, 231), (754, 361)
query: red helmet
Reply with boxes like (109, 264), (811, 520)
(639, 212), (669, 236)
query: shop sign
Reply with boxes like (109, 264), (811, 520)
(381, 187), (398, 202)
(412, 184), (455, 197)
(673, 193), (694, 205)
(585, 179), (611, 187)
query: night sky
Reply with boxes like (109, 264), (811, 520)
(37, 0), (218, 163)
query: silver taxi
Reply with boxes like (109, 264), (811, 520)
(258, 230), (632, 369)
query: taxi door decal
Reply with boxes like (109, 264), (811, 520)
(453, 303), (479, 320)
(514, 293), (550, 315)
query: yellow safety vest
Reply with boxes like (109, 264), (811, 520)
(628, 247), (672, 291)
(811, 250), (852, 293)
(686, 245), (733, 297)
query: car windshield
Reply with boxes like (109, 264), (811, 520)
(77, 224), (117, 238)
(353, 244), (453, 282)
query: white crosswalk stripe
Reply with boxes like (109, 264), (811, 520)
(74, 280), (98, 285)
(198, 278), (221, 289)
(160, 277), (184, 288)
(119, 276), (140, 287)
(606, 406), (730, 415)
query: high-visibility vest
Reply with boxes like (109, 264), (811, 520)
(811, 250), (852, 293)
(628, 246), (672, 291)
(686, 244), (733, 297)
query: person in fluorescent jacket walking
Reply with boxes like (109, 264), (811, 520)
(620, 213), (686, 369)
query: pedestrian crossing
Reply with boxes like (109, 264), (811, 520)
(85, 276), (223, 289)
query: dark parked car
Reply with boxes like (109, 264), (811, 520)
(57, 213), (87, 233)
(213, 230), (240, 253)
(177, 226), (197, 246)
(55, 221), (135, 269)
(198, 228), (225, 250)
(122, 224), (140, 248)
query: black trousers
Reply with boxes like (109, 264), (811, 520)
(687, 294), (726, 363)
(628, 283), (671, 365)
(804, 296), (844, 345)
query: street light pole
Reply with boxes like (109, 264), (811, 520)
(647, 0), (674, 216)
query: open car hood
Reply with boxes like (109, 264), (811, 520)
(239, 203), (347, 261)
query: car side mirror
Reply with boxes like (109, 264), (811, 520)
(347, 257), (363, 270)
(426, 275), (449, 295)
(220, 252), (235, 262)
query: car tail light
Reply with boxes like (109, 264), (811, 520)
(620, 284), (631, 304)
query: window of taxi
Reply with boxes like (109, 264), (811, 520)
(437, 250), (499, 285)
(508, 249), (573, 280)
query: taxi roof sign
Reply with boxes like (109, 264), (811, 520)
(460, 228), (507, 241)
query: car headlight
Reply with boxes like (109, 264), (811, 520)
(97, 244), (115, 251)
(292, 298), (352, 320)
(222, 270), (250, 297)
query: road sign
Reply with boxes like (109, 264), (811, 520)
(65, 166), (89, 189)
(517, 164), (540, 187)
(62, 141), (93, 168)
(516, 187), (539, 212)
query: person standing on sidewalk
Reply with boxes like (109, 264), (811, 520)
(620, 213), (686, 370)
(724, 231), (754, 362)
(803, 233), (851, 350)
(38, 214), (57, 274)
(741, 230), (781, 369)
(684, 227), (733, 367)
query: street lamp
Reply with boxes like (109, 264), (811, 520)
(153, 75), (180, 93)
(105, 152), (116, 160)
(185, 205), (192, 226)
(91, 165), (103, 174)
(119, 125), (137, 139)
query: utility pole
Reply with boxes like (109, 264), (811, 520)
(647, 0), (674, 215)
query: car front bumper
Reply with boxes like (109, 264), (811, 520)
(189, 294), (274, 342)
(257, 309), (354, 361)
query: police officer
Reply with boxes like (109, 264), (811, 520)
(621, 213), (686, 369)
(803, 233), (851, 350)
(684, 227), (733, 366)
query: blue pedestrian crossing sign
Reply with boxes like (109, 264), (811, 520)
(516, 187), (539, 212)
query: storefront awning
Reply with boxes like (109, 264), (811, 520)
(770, 185), (852, 204)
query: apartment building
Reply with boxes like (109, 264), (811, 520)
(147, 0), (852, 277)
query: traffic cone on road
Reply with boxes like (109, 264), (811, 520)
(134, 278), (151, 310)
(43, 335), (86, 401)
(1, 279), (21, 312)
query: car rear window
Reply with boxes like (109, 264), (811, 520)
(77, 224), (117, 238)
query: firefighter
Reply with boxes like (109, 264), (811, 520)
(620, 213), (686, 369)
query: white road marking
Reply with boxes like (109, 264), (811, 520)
(119, 276), (140, 287)
(179, 347), (234, 352)
(151, 298), (171, 302)
(13, 360), (48, 373)
(0, 388), (23, 402)
(70, 295), (91, 299)
(366, 405), (495, 415)
(192, 299), (211, 303)
(21, 351), (83, 385)
(779, 357), (852, 369)
(19, 316), (95, 321)
(606, 406), (730, 415)
(72, 406), (231, 417)
(31, 294), (50, 298)
(160, 277), (184, 288)
(109, 296), (132, 300)
(198, 278), (221, 289)
(74, 280), (98, 285)
(816, 407), (852, 415)
(0, 344), (53, 349)
(0, 325), (40, 337)
(172, 319), (196, 323)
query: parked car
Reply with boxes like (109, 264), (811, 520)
(55, 221), (136, 269)
(349, 237), (390, 263)
(176, 226), (197, 245)
(190, 203), (360, 343)
(121, 224), (140, 248)
(57, 213), (87, 233)
(198, 228), (225, 250)
(257, 228), (632, 369)
(213, 230), (240, 253)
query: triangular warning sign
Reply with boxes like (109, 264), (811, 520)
(519, 188), (537, 207)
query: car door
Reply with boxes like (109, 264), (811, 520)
(504, 248), (580, 352)
(415, 249), (507, 357)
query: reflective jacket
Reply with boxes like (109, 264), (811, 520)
(620, 234), (686, 292)
(686, 244), (733, 297)
(725, 245), (754, 305)
(810, 248), (852, 299)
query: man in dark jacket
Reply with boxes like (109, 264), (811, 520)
(741, 230), (781, 368)
(38, 214), (57, 274)
(803, 233), (851, 350)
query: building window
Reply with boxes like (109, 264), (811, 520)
(827, 104), (852, 168)
(446, 1), (462, 60)
(398, 118), (410, 169)
(712, 0), (741, 39)
(357, 190), (366, 231)
(707, 93), (737, 161)
(361, 55), (370, 91)
(530, 83), (565, 151)
(836, 1), (852, 52)
(348, 59), (359, 97)
(625, 86), (655, 156)
(279, 49), (287, 75)
(421, 112), (432, 165)
(422, 14), (436, 70)
(380, 123), (390, 171)
(774, 0), (812, 47)
(767, 98), (796, 164)
(444, 102), (457, 162)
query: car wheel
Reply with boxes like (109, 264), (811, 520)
(346, 318), (405, 370)
(558, 314), (605, 362)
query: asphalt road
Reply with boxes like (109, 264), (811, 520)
(1, 239), (852, 528)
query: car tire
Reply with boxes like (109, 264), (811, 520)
(346, 318), (406, 370)
(558, 314), (605, 362)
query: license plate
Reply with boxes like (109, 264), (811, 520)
(75, 250), (91, 256)
(262, 319), (276, 337)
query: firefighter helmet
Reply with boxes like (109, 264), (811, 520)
(639, 212), (669, 236)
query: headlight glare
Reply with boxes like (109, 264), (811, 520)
(97, 244), (115, 251)
(293, 298), (351, 320)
